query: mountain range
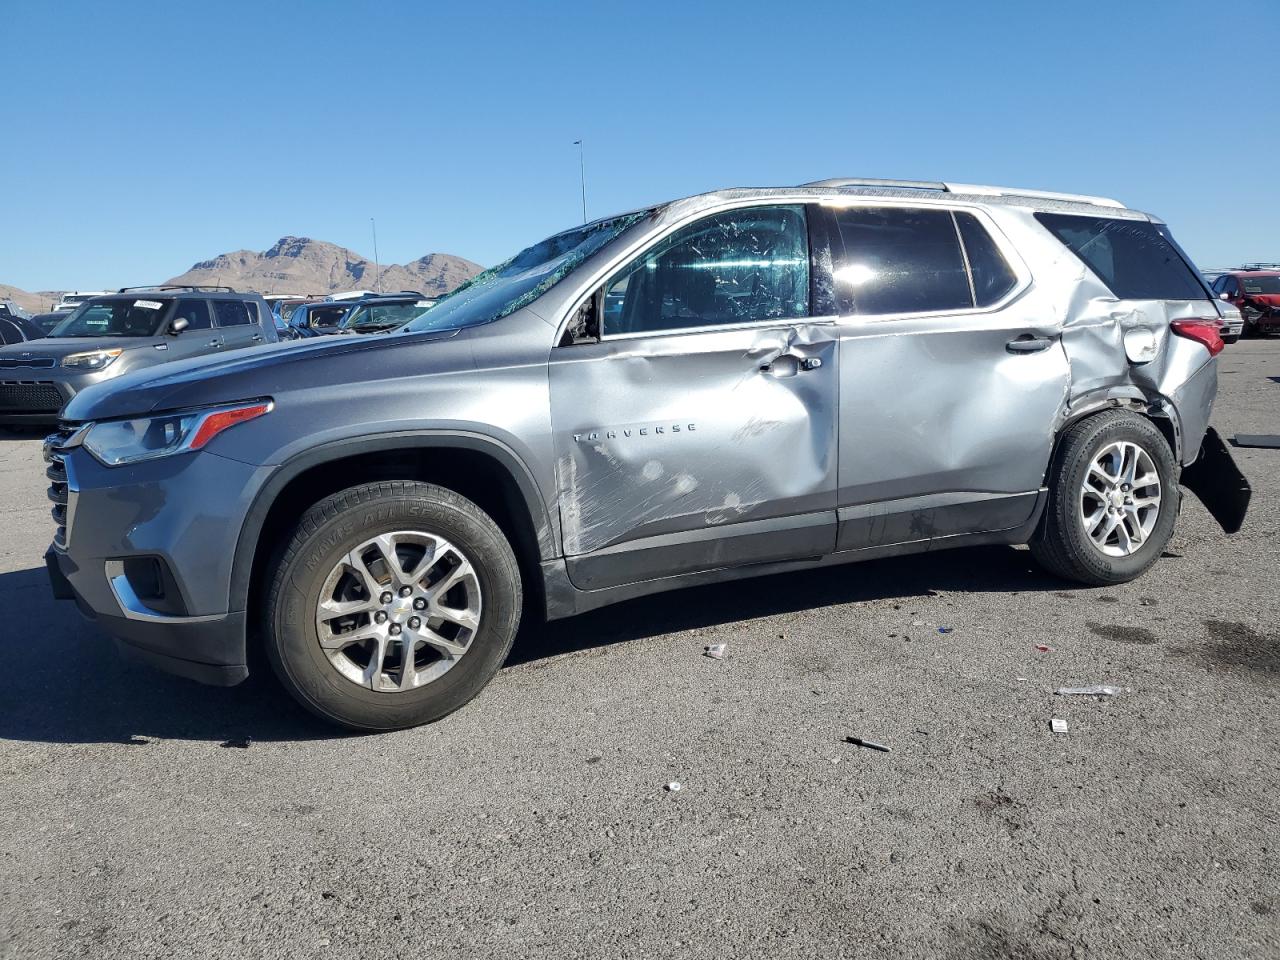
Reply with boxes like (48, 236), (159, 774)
(1, 238), (484, 313)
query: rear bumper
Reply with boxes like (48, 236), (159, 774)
(1180, 427), (1250, 534)
(46, 547), (249, 686)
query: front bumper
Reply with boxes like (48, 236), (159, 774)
(43, 442), (273, 686)
(47, 547), (248, 685)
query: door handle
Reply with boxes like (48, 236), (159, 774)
(1006, 334), (1054, 354)
(209, 338), (223, 347)
(759, 354), (823, 376)
(251, 335), (263, 342)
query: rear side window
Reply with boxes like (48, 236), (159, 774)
(172, 299), (212, 330)
(1035, 214), (1208, 300)
(213, 300), (253, 326)
(830, 207), (971, 314)
(955, 212), (1017, 307)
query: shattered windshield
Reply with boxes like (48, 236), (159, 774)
(49, 298), (173, 338)
(401, 212), (652, 334)
(1241, 277), (1280, 295)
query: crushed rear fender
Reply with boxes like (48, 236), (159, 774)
(1180, 427), (1250, 534)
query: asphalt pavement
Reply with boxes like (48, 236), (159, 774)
(2, 342), (1277, 959)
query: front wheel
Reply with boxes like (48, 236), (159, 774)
(1031, 411), (1179, 586)
(264, 480), (522, 731)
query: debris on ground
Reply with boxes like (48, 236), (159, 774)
(1055, 685), (1125, 696)
(220, 737), (251, 749)
(1231, 434), (1280, 449)
(665, 781), (682, 792)
(703, 643), (726, 660)
(123, 736), (150, 746)
(1050, 718), (1069, 734)
(937, 626), (954, 634)
(1036, 644), (1054, 653)
(844, 736), (891, 753)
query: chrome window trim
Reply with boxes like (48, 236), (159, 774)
(553, 196), (1033, 344)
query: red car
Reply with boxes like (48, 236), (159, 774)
(1211, 270), (1280, 339)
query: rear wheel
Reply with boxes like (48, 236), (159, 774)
(265, 480), (521, 731)
(1031, 411), (1178, 586)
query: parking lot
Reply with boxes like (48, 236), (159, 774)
(0, 341), (1275, 959)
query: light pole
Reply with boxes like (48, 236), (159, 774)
(370, 217), (381, 292)
(573, 140), (587, 224)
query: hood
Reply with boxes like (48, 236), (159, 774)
(62, 327), (464, 423)
(0, 335), (165, 360)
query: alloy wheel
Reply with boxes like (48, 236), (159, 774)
(314, 531), (482, 692)
(1079, 441), (1162, 558)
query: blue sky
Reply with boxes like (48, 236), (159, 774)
(3, 0), (1277, 290)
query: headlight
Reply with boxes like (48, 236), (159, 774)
(61, 348), (123, 370)
(82, 401), (273, 466)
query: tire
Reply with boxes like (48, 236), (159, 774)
(1222, 335), (1239, 345)
(265, 480), (522, 731)
(1030, 411), (1179, 586)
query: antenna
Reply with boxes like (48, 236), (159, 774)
(573, 140), (587, 224)
(370, 218), (381, 293)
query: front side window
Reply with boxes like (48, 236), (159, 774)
(830, 207), (971, 315)
(172, 299), (212, 330)
(602, 205), (809, 336)
(213, 300), (253, 326)
(49, 298), (173, 338)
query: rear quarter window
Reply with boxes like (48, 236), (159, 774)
(1035, 213), (1208, 300)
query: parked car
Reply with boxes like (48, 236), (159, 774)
(53, 291), (108, 313)
(0, 308), (46, 345)
(29, 311), (72, 336)
(337, 294), (438, 334)
(44, 179), (1249, 731)
(0, 286), (278, 425)
(287, 300), (353, 336)
(1210, 270), (1280, 338)
(264, 295), (308, 320)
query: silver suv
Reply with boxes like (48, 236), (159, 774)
(44, 179), (1250, 730)
(0, 286), (277, 426)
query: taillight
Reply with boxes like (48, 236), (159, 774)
(1170, 319), (1224, 357)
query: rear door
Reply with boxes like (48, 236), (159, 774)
(548, 203), (840, 590)
(825, 203), (1069, 550)
(211, 299), (260, 349)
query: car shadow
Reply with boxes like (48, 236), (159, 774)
(0, 545), (1064, 746)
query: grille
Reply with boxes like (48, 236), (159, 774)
(0, 381), (64, 413)
(44, 424), (77, 550)
(0, 357), (56, 369)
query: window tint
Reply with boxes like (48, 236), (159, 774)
(830, 207), (971, 315)
(212, 300), (253, 327)
(172, 299), (212, 330)
(955, 212), (1017, 306)
(1035, 214), (1208, 300)
(603, 205), (809, 335)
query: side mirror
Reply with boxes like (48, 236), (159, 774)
(1219, 292), (1230, 301)
(170, 317), (189, 335)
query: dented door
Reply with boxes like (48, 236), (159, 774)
(548, 323), (838, 589)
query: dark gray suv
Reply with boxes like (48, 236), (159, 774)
(43, 180), (1250, 731)
(0, 286), (277, 425)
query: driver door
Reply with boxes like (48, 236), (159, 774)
(548, 204), (839, 591)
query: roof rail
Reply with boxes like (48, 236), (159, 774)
(803, 178), (1125, 209)
(117, 284), (238, 293)
(802, 177), (947, 191)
